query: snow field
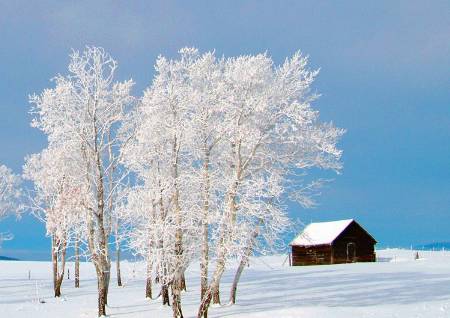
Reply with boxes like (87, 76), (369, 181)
(1, 249), (450, 318)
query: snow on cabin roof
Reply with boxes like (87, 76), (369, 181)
(290, 219), (354, 246)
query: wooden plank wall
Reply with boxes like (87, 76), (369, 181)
(291, 245), (332, 266)
(332, 222), (376, 263)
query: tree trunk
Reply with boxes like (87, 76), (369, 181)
(52, 240), (58, 296)
(52, 236), (67, 298)
(90, 205), (111, 313)
(145, 277), (152, 299)
(212, 284), (221, 304)
(200, 144), (210, 308)
(229, 223), (260, 304)
(198, 155), (240, 318)
(171, 133), (184, 317)
(54, 257), (66, 297)
(171, 282), (184, 318)
(116, 246), (122, 287)
(104, 262), (111, 305)
(162, 263), (170, 305)
(86, 210), (110, 317)
(198, 289), (212, 318)
(171, 266), (184, 317)
(180, 272), (186, 291)
(197, 257), (226, 318)
(96, 133), (111, 307)
(82, 127), (111, 317)
(97, 273), (107, 317)
(229, 259), (246, 305)
(75, 238), (80, 288)
(54, 281), (62, 297)
(162, 284), (170, 306)
(170, 232), (184, 312)
(145, 259), (152, 299)
(200, 227), (208, 298)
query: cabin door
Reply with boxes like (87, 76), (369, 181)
(346, 242), (356, 262)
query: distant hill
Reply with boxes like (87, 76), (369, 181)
(0, 255), (19, 261)
(414, 242), (450, 251)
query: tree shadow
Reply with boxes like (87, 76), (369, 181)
(211, 268), (450, 317)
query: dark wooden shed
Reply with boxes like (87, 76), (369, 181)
(289, 219), (377, 266)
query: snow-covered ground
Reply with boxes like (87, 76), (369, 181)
(2, 249), (450, 317)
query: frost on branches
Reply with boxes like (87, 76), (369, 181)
(28, 47), (134, 316)
(121, 48), (204, 317)
(0, 164), (22, 246)
(119, 48), (344, 318)
(195, 51), (344, 317)
(27, 46), (344, 318)
(23, 144), (86, 296)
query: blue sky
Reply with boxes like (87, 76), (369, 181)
(0, 1), (449, 260)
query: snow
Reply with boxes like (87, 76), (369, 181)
(290, 219), (354, 246)
(2, 249), (450, 318)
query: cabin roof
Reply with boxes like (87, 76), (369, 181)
(290, 219), (355, 246)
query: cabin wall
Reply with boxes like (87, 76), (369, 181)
(332, 223), (376, 264)
(332, 241), (375, 263)
(291, 245), (332, 266)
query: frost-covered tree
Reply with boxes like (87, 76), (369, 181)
(29, 47), (134, 316)
(187, 52), (226, 305)
(197, 52), (344, 317)
(121, 48), (203, 317)
(0, 164), (22, 246)
(23, 144), (86, 297)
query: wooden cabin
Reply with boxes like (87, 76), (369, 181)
(290, 219), (376, 266)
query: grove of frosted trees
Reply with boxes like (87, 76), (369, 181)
(16, 46), (344, 317)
